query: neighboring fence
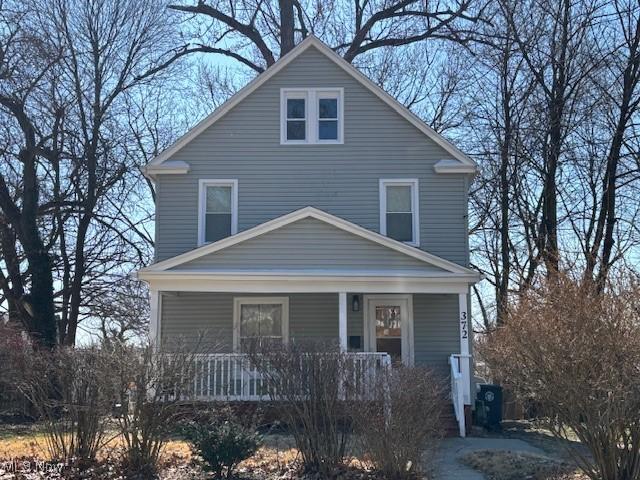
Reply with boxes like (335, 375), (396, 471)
(171, 352), (392, 402)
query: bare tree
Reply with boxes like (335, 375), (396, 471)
(498, 0), (605, 278)
(0, 0), (184, 345)
(582, 0), (640, 289)
(0, 2), (63, 347)
(166, 0), (485, 70)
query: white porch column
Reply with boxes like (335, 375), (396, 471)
(458, 293), (471, 405)
(339, 292), (348, 352)
(149, 289), (161, 348)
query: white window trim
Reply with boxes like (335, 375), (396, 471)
(280, 88), (344, 144)
(363, 294), (414, 366)
(197, 179), (238, 246)
(379, 178), (420, 247)
(233, 296), (290, 352)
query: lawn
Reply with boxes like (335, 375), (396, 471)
(0, 424), (374, 480)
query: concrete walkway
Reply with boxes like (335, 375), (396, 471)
(432, 436), (546, 480)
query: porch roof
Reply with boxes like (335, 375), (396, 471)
(137, 207), (480, 293)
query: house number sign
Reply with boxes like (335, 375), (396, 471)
(460, 311), (468, 339)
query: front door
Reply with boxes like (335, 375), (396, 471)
(364, 295), (413, 366)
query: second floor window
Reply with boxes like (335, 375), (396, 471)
(379, 179), (420, 246)
(198, 179), (238, 245)
(281, 88), (343, 144)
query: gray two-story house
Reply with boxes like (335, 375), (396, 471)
(137, 36), (479, 436)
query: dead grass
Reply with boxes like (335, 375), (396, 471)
(1, 427), (385, 479)
(0, 426), (191, 464)
(461, 450), (588, 480)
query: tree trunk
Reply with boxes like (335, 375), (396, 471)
(279, 0), (295, 57)
(496, 31), (513, 325)
(19, 148), (57, 348)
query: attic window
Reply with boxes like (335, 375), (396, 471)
(281, 88), (343, 144)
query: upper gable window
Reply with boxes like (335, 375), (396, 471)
(379, 179), (419, 247)
(285, 92), (307, 141)
(281, 88), (343, 144)
(198, 179), (238, 245)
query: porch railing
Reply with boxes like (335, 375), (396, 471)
(175, 352), (392, 402)
(449, 354), (467, 437)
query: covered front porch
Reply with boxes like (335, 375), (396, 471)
(138, 207), (479, 436)
(147, 287), (473, 436)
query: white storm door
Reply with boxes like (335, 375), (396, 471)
(364, 295), (414, 366)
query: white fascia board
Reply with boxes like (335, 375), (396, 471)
(136, 273), (475, 294)
(146, 36), (477, 171)
(138, 206), (478, 276)
(434, 159), (477, 175)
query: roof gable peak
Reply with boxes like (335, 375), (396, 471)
(146, 36), (476, 172)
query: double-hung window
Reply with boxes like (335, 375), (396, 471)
(317, 92), (339, 140)
(198, 179), (238, 245)
(233, 297), (289, 352)
(285, 92), (307, 142)
(281, 88), (343, 144)
(379, 179), (419, 246)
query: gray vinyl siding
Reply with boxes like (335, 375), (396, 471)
(161, 292), (340, 352)
(413, 293), (459, 376)
(172, 218), (446, 273)
(155, 46), (469, 266)
(289, 293), (338, 343)
(161, 292), (234, 351)
(160, 292), (460, 377)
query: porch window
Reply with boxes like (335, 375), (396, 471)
(198, 179), (238, 245)
(233, 297), (289, 352)
(379, 179), (419, 246)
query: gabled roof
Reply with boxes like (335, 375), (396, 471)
(145, 36), (476, 173)
(138, 207), (479, 279)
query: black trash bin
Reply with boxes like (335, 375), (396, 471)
(476, 384), (503, 430)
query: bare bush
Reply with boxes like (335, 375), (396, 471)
(109, 340), (211, 478)
(0, 324), (31, 416)
(20, 347), (115, 464)
(482, 274), (640, 480)
(247, 341), (356, 476)
(352, 367), (445, 479)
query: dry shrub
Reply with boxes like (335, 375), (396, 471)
(482, 274), (640, 480)
(247, 340), (355, 476)
(109, 340), (209, 478)
(352, 367), (445, 479)
(20, 347), (115, 464)
(0, 324), (32, 417)
(180, 409), (261, 479)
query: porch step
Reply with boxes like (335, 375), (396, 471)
(441, 406), (462, 437)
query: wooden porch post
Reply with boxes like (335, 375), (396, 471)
(458, 293), (471, 405)
(149, 289), (161, 348)
(339, 292), (347, 352)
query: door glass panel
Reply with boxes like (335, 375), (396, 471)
(375, 305), (402, 363)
